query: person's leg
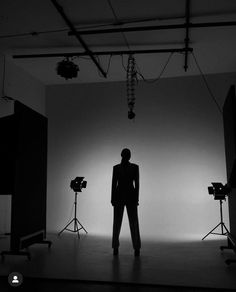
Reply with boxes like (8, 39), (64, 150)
(126, 204), (141, 254)
(112, 204), (125, 252)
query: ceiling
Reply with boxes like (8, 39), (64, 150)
(1, 0), (236, 84)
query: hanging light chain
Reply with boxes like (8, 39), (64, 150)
(126, 54), (137, 119)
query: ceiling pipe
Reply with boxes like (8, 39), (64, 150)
(50, 0), (107, 78)
(68, 20), (236, 36)
(13, 47), (193, 59)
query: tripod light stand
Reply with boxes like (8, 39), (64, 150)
(58, 177), (88, 237)
(202, 199), (229, 240)
(202, 182), (230, 240)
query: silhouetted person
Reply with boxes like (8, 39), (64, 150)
(111, 148), (141, 256)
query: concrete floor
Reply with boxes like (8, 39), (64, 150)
(0, 233), (236, 291)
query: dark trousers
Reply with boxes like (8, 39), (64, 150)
(112, 204), (141, 250)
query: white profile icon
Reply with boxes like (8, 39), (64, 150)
(12, 275), (19, 284)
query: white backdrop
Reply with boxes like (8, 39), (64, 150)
(46, 72), (235, 240)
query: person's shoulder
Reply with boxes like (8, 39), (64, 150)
(113, 164), (122, 173)
(130, 163), (139, 168)
(113, 164), (120, 169)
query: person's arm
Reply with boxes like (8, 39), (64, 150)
(134, 166), (139, 204)
(111, 166), (117, 205)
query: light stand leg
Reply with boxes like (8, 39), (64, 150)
(202, 200), (229, 240)
(202, 223), (222, 240)
(76, 219), (88, 234)
(58, 218), (75, 236)
(58, 191), (88, 237)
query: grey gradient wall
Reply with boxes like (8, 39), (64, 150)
(46, 72), (235, 240)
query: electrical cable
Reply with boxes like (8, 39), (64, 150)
(105, 54), (113, 74)
(191, 52), (223, 115)
(95, 54), (113, 77)
(135, 52), (173, 84)
(121, 54), (128, 72)
(107, 0), (131, 50)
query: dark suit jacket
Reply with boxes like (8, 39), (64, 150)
(111, 162), (139, 206)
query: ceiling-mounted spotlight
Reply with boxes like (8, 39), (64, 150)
(56, 57), (79, 80)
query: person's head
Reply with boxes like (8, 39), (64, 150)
(121, 148), (131, 162)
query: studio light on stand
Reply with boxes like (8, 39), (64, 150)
(202, 182), (231, 240)
(58, 177), (88, 237)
